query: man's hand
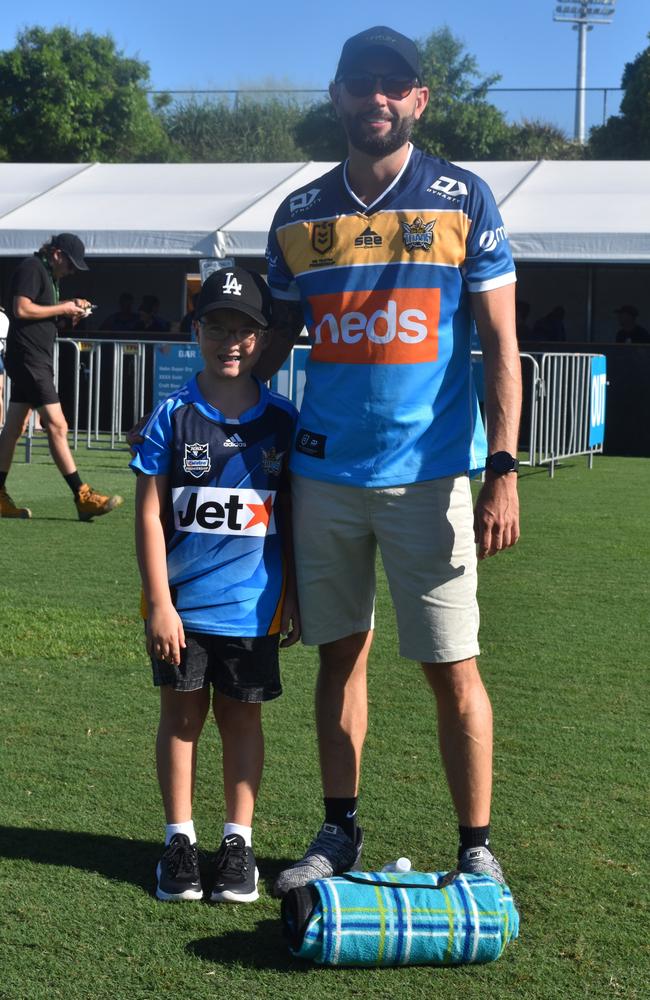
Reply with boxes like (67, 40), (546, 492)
(474, 473), (520, 559)
(126, 413), (151, 456)
(59, 299), (88, 318)
(279, 587), (301, 648)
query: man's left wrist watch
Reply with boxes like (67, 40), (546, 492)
(485, 451), (519, 475)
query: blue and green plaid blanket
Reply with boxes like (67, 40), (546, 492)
(287, 870), (519, 967)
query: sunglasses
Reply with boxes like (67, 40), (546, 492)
(339, 73), (417, 100)
(199, 323), (263, 344)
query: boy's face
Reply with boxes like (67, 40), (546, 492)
(197, 307), (266, 380)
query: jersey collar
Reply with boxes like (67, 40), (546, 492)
(343, 142), (415, 213)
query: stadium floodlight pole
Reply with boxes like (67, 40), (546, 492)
(553, 1), (618, 144)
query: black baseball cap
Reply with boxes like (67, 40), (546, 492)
(335, 26), (422, 82)
(614, 305), (638, 318)
(51, 233), (89, 271)
(196, 267), (272, 327)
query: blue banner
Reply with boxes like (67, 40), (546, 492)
(589, 355), (607, 447)
(153, 343), (203, 406)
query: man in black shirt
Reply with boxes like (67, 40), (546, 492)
(614, 305), (650, 344)
(0, 234), (123, 520)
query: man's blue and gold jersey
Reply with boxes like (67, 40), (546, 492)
(130, 376), (297, 637)
(266, 145), (516, 487)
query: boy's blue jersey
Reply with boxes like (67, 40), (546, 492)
(266, 145), (516, 487)
(131, 376), (297, 637)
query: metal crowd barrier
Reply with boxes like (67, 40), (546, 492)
(5, 337), (604, 477)
(532, 351), (604, 476)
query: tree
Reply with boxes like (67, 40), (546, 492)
(0, 26), (171, 162)
(494, 119), (583, 160)
(412, 27), (511, 160)
(588, 34), (650, 158)
(162, 98), (306, 162)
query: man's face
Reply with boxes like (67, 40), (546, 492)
(330, 52), (429, 157)
(51, 249), (76, 279)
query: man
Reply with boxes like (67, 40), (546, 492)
(614, 305), (649, 344)
(100, 292), (139, 333)
(259, 26), (521, 895)
(0, 233), (123, 520)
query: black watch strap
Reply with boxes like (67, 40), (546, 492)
(486, 451), (519, 474)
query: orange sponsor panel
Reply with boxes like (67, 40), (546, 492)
(308, 288), (440, 364)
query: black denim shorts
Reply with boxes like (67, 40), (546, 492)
(151, 631), (282, 703)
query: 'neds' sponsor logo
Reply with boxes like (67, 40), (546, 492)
(308, 288), (440, 365)
(172, 486), (276, 536)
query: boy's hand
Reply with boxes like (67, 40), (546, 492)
(279, 588), (301, 648)
(146, 605), (186, 666)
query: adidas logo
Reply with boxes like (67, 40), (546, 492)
(223, 433), (246, 449)
(355, 225), (383, 248)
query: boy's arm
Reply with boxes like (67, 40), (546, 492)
(277, 483), (301, 648)
(135, 473), (186, 665)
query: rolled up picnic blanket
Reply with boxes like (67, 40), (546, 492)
(281, 869), (519, 967)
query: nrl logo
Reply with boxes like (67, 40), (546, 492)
(401, 216), (436, 252)
(261, 447), (284, 476)
(311, 221), (335, 256)
(184, 442), (211, 478)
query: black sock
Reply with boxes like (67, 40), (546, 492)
(324, 797), (358, 841)
(64, 471), (83, 495)
(458, 825), (491, 858)
(0, 471), (7, 490)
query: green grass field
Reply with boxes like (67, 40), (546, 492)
(0, 444), (647, 999)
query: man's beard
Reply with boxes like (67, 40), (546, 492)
(342, 110), (416, 157)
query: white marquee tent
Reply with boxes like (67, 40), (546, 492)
(0, 160), (647, 263)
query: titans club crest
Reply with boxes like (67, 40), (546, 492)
(401, 216), (436, 252)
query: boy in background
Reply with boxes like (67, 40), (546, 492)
(131, 267), (299, 903)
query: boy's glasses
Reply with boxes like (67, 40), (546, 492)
(339, 74), (417, 100)
(200, 323), (262, 344)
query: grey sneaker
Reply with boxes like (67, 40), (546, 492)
(273, 822), (363, 898)
(457, 845), (505, 883)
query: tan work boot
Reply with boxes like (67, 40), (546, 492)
(75, 483), (123, 522)
(0, 486), (32, 519)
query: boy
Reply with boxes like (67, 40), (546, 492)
(131, 266), (299, 903)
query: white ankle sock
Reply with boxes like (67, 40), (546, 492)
(224, 822), (252, 847)
(165, 820), (196, 846)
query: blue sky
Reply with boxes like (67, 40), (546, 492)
(1, 0), (647, 135)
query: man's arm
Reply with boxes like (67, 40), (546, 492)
(471, 283), (522, 559)
(13, 295), (88, 322)
(254, 299), (305, 381)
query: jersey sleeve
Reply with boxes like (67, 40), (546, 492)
(462, 175), (516, 293)
(129, 401), (174, 476)
(266, 206), (301, 302)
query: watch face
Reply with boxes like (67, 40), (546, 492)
(488, 451), (518, 473)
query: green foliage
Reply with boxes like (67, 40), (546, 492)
(162, 98), (307, 162)
(412, 27), (510, 160)
(588, 33), (650, 158)
(293, 100), (348, 162)
(494, 119), (583, 161)
(0, 26), (171, 162)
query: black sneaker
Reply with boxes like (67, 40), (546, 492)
(156, 834), (203, 901)
(210, 834), (259, 903)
